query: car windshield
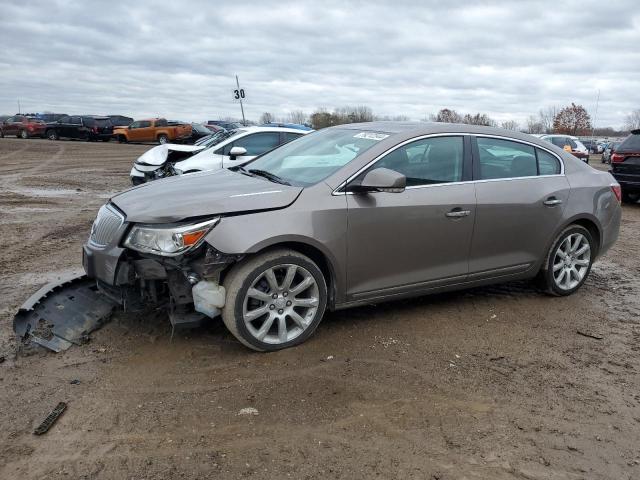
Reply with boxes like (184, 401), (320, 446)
(244, 128), (390, 187)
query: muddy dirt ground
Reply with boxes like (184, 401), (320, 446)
(0, 138), (638, 479)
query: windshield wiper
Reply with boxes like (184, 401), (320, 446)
(248, 169), (291, 185)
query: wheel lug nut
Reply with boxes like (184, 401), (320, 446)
(272, 293), (278, 299)
(286, 301), (292, 306)
(269, 304), (275, 310)
(283, 292), (288, 297)
(278, 309), (284, 314)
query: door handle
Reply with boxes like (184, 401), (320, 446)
(543, 197), (563, 206)
(445, 208), (471, 218)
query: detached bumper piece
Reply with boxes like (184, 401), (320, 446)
(14, 274), (117, 352)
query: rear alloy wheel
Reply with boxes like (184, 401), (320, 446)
(158, 134), (169, 144)
(540, 225), (594, 296)
(20, 130), (28, 139)
(47, 130), (58, 141)
(222, 249), (327, 351)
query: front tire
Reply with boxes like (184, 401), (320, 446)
(20, 130), (28, 139)
(46, 130), (58, 141)
(539, 225), (594, 296)
(222, 249), (328, 351)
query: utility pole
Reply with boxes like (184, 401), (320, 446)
(17, 99), (21, 114)
(591, 89), (600, 143)
(235, 75), (246, 126)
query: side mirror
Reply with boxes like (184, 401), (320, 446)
(229, 146), (247, 159)
(348, 167), (406, 194)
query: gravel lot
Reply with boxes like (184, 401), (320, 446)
(0, 138), (639, 479)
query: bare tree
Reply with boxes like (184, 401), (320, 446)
(462, 113), (496, 127)
(538, 106), (559, 134)
(553, 103), (592, 135)
(625, 109), (640, 131)
(526, 115), (545, 134)
(501, 120), (519, 131)
(287, 110), (308, 125)
(259, 112), (274, 124)
(431, 108), (462, 123)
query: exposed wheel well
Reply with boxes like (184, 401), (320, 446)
(571, 218), (601, 257)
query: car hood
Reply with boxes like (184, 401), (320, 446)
(111, 168), (303, 223)
(135, 144), (207, 166)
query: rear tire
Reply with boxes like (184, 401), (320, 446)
(538, 225), (594, 296)
(20, 130), (28, 139)
(158, 134), (168, 144)
(118, 135), (127, 143)
(622, 190), (639, 204)
(222, 249), (328, 352)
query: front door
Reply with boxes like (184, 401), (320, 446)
(468, 136), (570, 277)
(345, 135), (476, 299)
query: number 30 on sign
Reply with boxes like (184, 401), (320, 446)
(233, 89), (245, 101)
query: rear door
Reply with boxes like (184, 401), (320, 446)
(221, 132), (281, 167)
(68, 116), (83, 139)
(468, 136), (569, 278)
(345, 135), (476, 299)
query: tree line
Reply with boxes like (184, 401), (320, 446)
(253, 104), (638, 135)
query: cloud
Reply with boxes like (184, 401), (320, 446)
(0, 0), (638, 128)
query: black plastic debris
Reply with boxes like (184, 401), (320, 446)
(14, 274), (117, 352)
(34, 402), (67, 435)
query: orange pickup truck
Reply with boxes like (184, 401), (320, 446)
(114, 118), (192, 144)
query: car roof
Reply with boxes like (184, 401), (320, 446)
(335, 121), (556, 145)
(238, 126), (312, 134)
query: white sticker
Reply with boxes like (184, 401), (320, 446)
(353, 132), (389, 141)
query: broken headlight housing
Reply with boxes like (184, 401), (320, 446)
(123, 217), (220, 257)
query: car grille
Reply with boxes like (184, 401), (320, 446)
(90, 204), (125, 247)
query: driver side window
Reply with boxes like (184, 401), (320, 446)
(372, 136), (464, 187)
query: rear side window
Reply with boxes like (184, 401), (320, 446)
(69, 116), (82, 125)
(139, 121), (152, 128)
(537, 149), (561, 175)
(549, 137), (569, 148)
(82, 117), (96, 127)
(94, 118), (112, 127)
(477, 138), (537, 179)
(155, 119), (168, 127)
(618, 133), (640, 152)
(229, 132), (281, 156)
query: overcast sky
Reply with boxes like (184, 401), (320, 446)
(1, 0), (638, 128)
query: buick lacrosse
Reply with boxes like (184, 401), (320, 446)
(83, 122), (621, 351)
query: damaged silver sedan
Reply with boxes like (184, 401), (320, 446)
(17, 122), (622, 351)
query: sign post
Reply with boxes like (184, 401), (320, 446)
(233, 75), (246, 125)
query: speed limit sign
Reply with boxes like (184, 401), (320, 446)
(233, 88), (245, 101)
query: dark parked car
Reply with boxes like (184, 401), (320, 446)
(182, 123), (215, 144)
(108, 115), (134, 127)
(45, 116), (114, 141)
(581, 139), (600, 153)
(610, 130), (640, 202)
(0, 115), (46, 138)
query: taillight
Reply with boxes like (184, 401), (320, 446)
(27, 125), (34, 131)
(611, 184), (622, 203)
(611, 153), (625, 163)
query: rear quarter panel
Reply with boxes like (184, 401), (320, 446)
(563, 156), (621, 257)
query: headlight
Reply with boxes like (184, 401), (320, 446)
(123, 217), (220, 256)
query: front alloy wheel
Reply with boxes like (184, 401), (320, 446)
(540, 225), (594, 296)
(222, 249), (327, 351)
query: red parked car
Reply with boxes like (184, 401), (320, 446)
(0, 115), (46, 139)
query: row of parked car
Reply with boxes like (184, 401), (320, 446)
(0, 114), (293, 145)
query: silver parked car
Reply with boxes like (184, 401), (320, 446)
(83, 122), (621, 351)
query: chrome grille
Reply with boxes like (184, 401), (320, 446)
(90, 204), (124, 247)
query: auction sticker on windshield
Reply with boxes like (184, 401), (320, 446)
(353, 132), (389, 141)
